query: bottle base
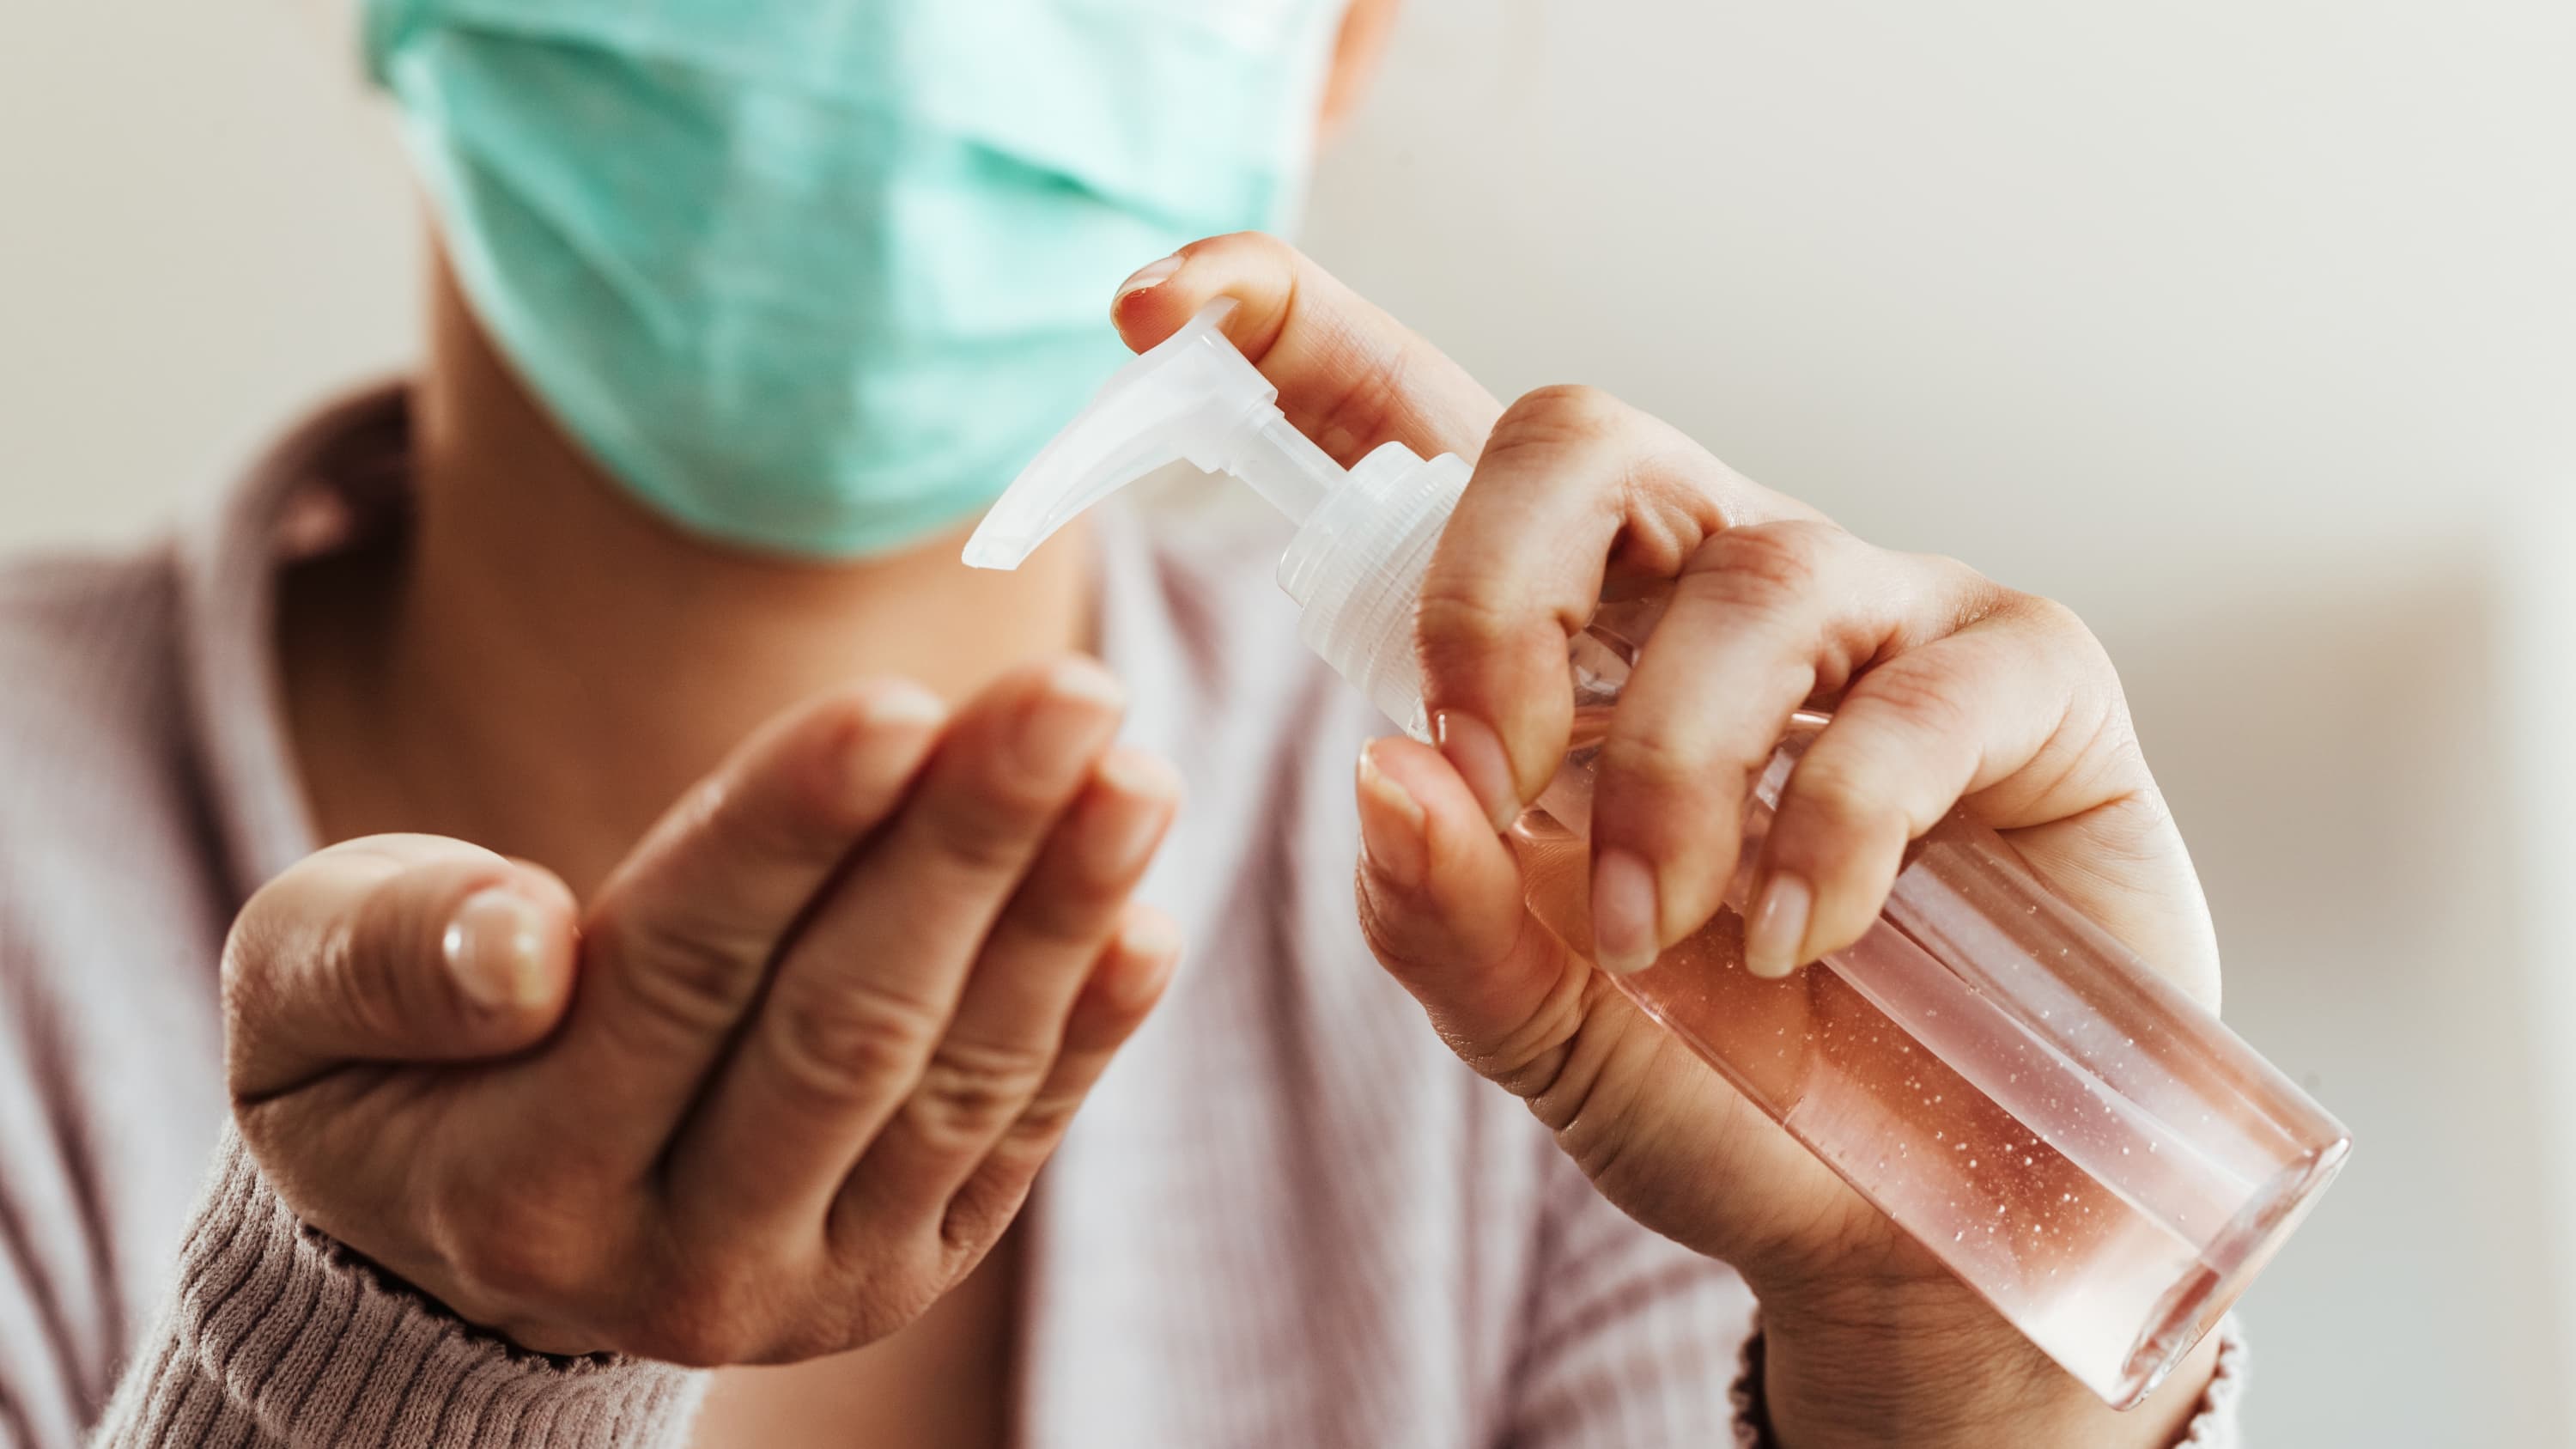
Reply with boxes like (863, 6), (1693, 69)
(2102, 1135), (2351, 1409)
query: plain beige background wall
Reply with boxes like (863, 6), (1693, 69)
(4, 1), (2573, 1441)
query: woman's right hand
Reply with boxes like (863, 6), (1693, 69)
(1113, 234), (2222, 1445)
(221, 656), (1180, 1365)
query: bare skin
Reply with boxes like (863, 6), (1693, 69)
(234, 3), (2226, 1443)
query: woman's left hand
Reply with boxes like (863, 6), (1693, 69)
(1114, 233), (2222, 1446)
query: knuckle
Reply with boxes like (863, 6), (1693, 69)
(1686, 521), (1839, 612)
(598, 914), (763, 1038)
(1411, 586), (1529, 683)
(902, 1037), (1057, 1153)
(1775, 758), (1922, 874)
(334, 894), (421, 1038)
(2030, 691), (2149, 808)
(1214, 228), (1285, 256)
(1779, 752), (1893, 835)
(1413, 584), (1520, 649)
(272, 874), (449, 1054)
(1849, 663), (1975, 742)
(828, 1221), (951, 1338)
(1983, 581), (2115, 661)
(1004, 1085), (1086, 1142)
(768, 982), (945, 1111)
(1186, 228), (1285, 276)
(1913, 551), (2011, 618)
(2014, 593), (2121, 679)
(1310, 344), (1414, 460)
(2011, 588), (2092, 640)
(1467, 958), (1596, 1104)
(1596, 727), (1724, 801)
(1516, 978), (1651, 1141)
(939, 1182), (1024, 1259)
(920, 791), (1050, 878)
(1002, 884), (1115, 953)
(1493, 382), (1629, 444)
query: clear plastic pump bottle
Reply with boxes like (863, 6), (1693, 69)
(964, 302), (2350, 1409)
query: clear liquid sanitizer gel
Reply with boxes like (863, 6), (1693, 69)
(964, 301), (2350, 1409)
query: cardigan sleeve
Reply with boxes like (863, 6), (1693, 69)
(87, 1129), (705, 1449)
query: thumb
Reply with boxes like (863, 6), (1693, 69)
(1355, 739), (1583, 1079)
(222, 834), (579, 1101)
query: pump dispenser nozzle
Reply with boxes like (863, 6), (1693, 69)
(966, 301), (1473, 735)
(965, 301), (1345, 569)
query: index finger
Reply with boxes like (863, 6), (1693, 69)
(528, 680), (949, 1170)
(1108, 231), (1503, 467)
(1415, 387), (1826, 831)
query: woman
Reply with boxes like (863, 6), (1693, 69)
(0, 0), (2245, 1444)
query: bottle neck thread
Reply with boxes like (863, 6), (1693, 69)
(1274, 445), (1472, 740)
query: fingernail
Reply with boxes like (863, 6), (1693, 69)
(1355, 744), (1429, 891)
(443, 886), (548, 1012)
(1044, 654), (1127, 709)
(860, 679), (946, 731)
(1112, 253), (1183, 307)
(839, 682), (945, 803)
(1017, 657), (1126, 773)
(1091, 748), (1182, 878)
(1109, 911), (1184, 1009)
(1745, 873), (1814, 979)
(1589, 847), (1659, 975)
(1433, 710), (1518, 832)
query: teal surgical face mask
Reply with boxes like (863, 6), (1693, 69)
(362, 0), (1345, 556)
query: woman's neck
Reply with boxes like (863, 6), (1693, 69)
(283, 260), (1095, 899)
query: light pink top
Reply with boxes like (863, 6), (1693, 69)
(0, 390), (2245, 1446)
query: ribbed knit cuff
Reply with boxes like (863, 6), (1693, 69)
(92, 1129), (705, 1448)
(1727, 1318), (1767, 1449)
(1725, 1310), (2249, 1448)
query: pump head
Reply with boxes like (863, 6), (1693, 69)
(964, 299), (1474, 737)
(963, 301), (1351, 570)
